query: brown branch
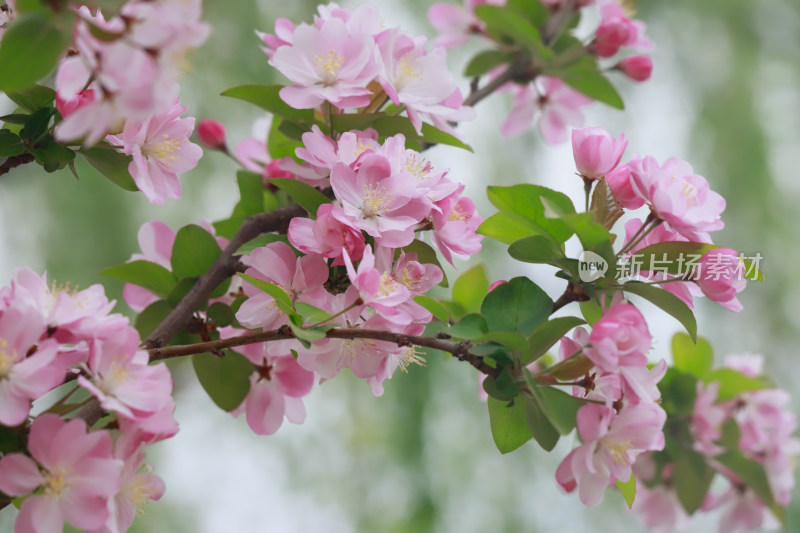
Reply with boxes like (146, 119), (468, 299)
(542, 0), (579, 45)
(142, 204), (306, 350)
(0, 153), (35, 177)
(149, 326), (502, 379)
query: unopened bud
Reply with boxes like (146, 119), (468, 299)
(197, 119), (227, 150)
(617, 56), (653, 82)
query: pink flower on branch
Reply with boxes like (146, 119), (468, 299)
(571, 126), (628, 179)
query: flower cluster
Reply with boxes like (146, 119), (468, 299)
(53, 1), (207, 203)
(0, 268), (173, 532)
(555, 298), (668, 505)
(261, 3), (474, 136)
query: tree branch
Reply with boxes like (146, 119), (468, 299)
(0, 153), (35, 177)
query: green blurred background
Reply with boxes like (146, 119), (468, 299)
(1, 0), (799, 531)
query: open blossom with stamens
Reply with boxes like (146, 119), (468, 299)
(431, 187), (484, 265)
(0, 415), (123, 533)
(556, 402), (666, 506)
(343, 245), (413, 324)
(288, 203), (366, 265)
(627, 155), (725, 242)
(271, 17), (379, 109)
(427, 0), (506, 49)
(107, 99), (203, 204)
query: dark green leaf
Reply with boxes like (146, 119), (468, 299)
(658, 368), (698, 416)
(0, 13), (71, 92)
(193, 351), (253, 412)
(171, 224), (223, 279)
(480, 276), (552, 336)
(221, 84), (315, 123)
(715, 451), (776, 510)
(100, 260), (177, 298)
(268, 117), (303, 160)
(166, 278), (198, 308)
(488, 397), (532, 453)
(524, 316), (586, 364)
(672, 332), (713, 377)
(673, 449), (715, 514)
(134, 300), (174, 339)
(207, 302), (235, 328)
(507, 235), (566, 265)
(6, 85), (55, 112)
(447, 313), (489, 339)
(464, 49), (516, 77)
(622, 282), (697, 342)
(237, 170), (267, 216)
(78, 145), (138, 192)
(471, 331), (529, 352)
(474, 5), (549, 58)
(268, 178), (329, 218)
(451, 264), (489, 315)
(0, 130), (25, 157)
(413, 295), (450, 324)
(483, 367), (519, 401)
(19, 106), (54, 142)
(523, 391), (560, 451)
(550, 56), (624, 109)
(535, 385), (584, 435)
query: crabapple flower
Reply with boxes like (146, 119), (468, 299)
(618, 55), (653, 82)
(606, 164), (645, 210)
(555, 402), (666, 505)
(427, 0), (506, 49)
(235, 241), (330, 330)
(691, 381), (729, 455)
(500, 77), (593, 143)
(691, 248), (747, 312)
(0, 304), (64, 426)
(257, 18), (296, 58)
(108, 99), (202, 204)
(571, 127), (628, 179)
(431, 188), (484, 265)
(627, 155), (726, 242)
(122, 220), (175, 312)
(343, 245), (412, 324)
(197, 119), (227, 150)
(271, 17), (380, 109)
(231, 343), (315, 436)
(586, 302), (651, 372)
(703, 488), (781, 533)
(288, 203), (366, 265)
(0, 414), (122, 532)
(633, 484), (690, 533)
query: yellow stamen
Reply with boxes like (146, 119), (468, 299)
(314, 50), (344, 85)
(361, 183), (393, 218)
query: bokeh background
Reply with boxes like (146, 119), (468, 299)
(1, 0), (800, 531)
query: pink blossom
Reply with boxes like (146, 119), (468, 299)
(0, 304), (64, 426)
(288, 203), (366, 266)
(555, 402), (666, 505)
(633, 485), (690, 533)
(232, 343), (315, 436)
(107, 99), (203, 204)
(571, 127), (628, 179)
(627, 155), (726, 242)
(723, 353), (763, 377)
(271, 17), (380, 109)
(123, 220), (176, 312)
(257, 18), (296, 58)
(691, 381), (729, 455)
(500, 77), (593, 143)
(197, 119), (227, 150)
(235, 241), (330, 330)
(704, 488), (780, 533)
(330, 154), (425, 247)
(343, 245), (412, 324)
(605, 164), (645, 210)
(0, 414), (122, 532)
(586, 303), (651, 372)
(691, 248), (747, 312)
(78, 326), (173, 423)
(618, 55), (653, 82)
(431, 188), (484, 265)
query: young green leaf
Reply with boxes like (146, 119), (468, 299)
(100, 260), (177, 298)
(171, 224), (223, 279)
(524, 316), (586, 365)
(672, 332), (713, 377)
(193, 351), (254, 412)
(673, 449), (715, 514)
(480, 276), (553, 336)
(452, 264), (490, 315)
(221, 84), (315, 123)
(616, 473), (636, 509)
(488, 397), (533, 454)
(413, 295), (451, 324)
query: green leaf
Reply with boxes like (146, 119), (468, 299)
(633, 241), (764, 281)
(289, 322), (327, 344)
(294, 302), (330, 325)
(477, 212), (536, 245)
(616, 473), (636, 509)
(545, 353), (594, 381)
(134, 300), (174, 339)
(523, 391), (560, 451)
(166, 278), (198, 308)
(221, 84), (315, 123)
(471, 331), (529, 352)
(658, 368), (698, 416)
(171, 224), (223, 279)
(100, 260), (177, 298)
(507, 235), (566, 266)
(622, 282), (697, 342)
(268, 117), (304, 160)
(237, 273), (294, 315)
(236, 170), (267, 216)
(6, 85), (55, 112)
(413, 295), (450, 324)
(535, 385), (584, 435)
(206, 302), (235, 328)
(464, 49), (516, 77)
(452, 264), (489, 316)
(673, 449), (715, 514)
(702, 368), (770, 401)
(480, 276), (552, 336)
(0, 130), (25, 157)
(0, 13), (71, 92)
(235, 234), (289, 256)
(192, 351), (253, 412)
(560, 212), (615, 266)
(369, 116), (473, 152)
(715, 451), (779, 513)
(474, 5), (549, 58)
(579, 300), (602, 325)
(488, 397), (533, 453)
(77, 145), (138, 192)
(268, 178), (330, 218)
(487, 185), (576, 244)
(524, 316), (586, 365)
(672, 332), (713, 377)
(447, 313), (489, 340)
(400, 239), (448, 287)
(507, 0), (549, 26)
(19, 106), (54, 142)
(483, 367), (518, 401)
(549, 56), (624, 110)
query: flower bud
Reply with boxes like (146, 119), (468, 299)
(571, 126), (627, 179)
(197, 119), (227, 150)
(617, 56), (653, 82)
